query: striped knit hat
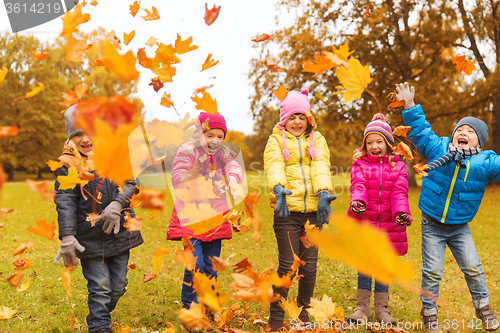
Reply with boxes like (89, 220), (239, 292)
(363, 113), (394, 149)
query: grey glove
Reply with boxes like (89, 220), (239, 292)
(96, 201), (123, 234)
(273, 185), (292, 218)
(317, 191), (337, 224)
(54, 235), (85, 267)
(395, 82), (416, 109)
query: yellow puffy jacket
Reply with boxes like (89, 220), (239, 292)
(264, 126), (333, 213)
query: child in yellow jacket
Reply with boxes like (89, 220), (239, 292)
(263, 89), (336, 331)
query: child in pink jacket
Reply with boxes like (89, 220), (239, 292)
(166, 112), (243, 313)
(347, 113), (412, 324)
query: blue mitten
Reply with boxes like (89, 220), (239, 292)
(273, 185), (292, 217)
(317, 191), (337, 223)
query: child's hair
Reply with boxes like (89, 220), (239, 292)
(352, 144), (396, 168)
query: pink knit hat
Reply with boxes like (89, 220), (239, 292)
(276, 89), (317, 161)
(363, 113), (394, 149)
(195, 112), (227, 138)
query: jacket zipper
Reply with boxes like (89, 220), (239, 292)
(464, 160), (470, 182)
(377, 157), (382, 228)
(296, 137), (308, 213)
(441, 164), (460, 223)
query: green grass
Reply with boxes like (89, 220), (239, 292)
(1, 173), (500, 332)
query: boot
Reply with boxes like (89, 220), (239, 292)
(374, 292), (396, 324)
(347, 289), (371, 323)
(267, 317), (285, 332)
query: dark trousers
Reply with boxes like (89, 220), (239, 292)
(270, 212), (322, 320)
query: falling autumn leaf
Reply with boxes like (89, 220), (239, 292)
(264, 51), (288, 73)
(13, 241), (35, 256)
(142, 6), (160, 21)
(146, 36), (157, 47)
(192, 271), (231, 312)
(201, 54), (219, 72)
(143, 273), (156, 283)
(146, 118), (186, 148)
(123, 30), (136, 45)
(124, 212), (143, 232)
(413, 163), (428, 177)
(129, 0), (140, 17)
(26, 179), (54, 201)
(0, 306), (18, 319)
(210, 254), (235, 272)
(243, 192), (260, 219)
(86, 212), (99, 227)
(89, 59), (104, 67)
(12, 83), (44, 106)
(393, 126), (412, 137)
(452, 55), (476, 75)
(137, 48), (153, 69)
(28, 50), (49, 61)
(16, 280), (31, 292)
(178, 302), (211, 330)
(60, 269), (72, 297)
(90, 0), (98, 5)
(59, 83), (88, 109)
(388, 100), (406, 109)
(303, 54), (336, 77)
(66, 36), (92, 62)
(204, 3), (221, 26)
(335, 57), (372, 103)
(7, 273), (24, 287)
(273, 85), (288, 101)
(151, 62), (176, 82)
(280, 299), (303, 320)
(251, 33), (271, 42)
(0, 66), (7, 84)
(307, 294), (344, 322)
(57, 167), (87, 190)
(130, 187), (165, 210)
(193, 85), (214, 95)
(175, 239), (196, 271)
(28, 219), (57, 240)
(191, 89), (217, 114)
(393, 142), (414, 161)
(160, 92), (174, 108)
(60, 2), (90, 37)
(153, 247), (170, 256)
(102, 41), (139, 83)
(0, 126), (18, 139)
(13, 258), (33, 271)
(149, 78), (164, 92)
(174, 34), (198, 55)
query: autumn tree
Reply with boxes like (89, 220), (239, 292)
(249, 0), (495, 185)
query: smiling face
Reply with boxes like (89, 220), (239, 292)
(365, 133), (388, 157)
(200, 128), (225, 154)
(452, 125), (480, 149)
(285, 113), (308, 136)
(71, 133), (93, 156)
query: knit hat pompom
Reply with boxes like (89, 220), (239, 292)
(363, 113), (394, 149)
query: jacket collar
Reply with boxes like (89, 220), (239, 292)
(361, 153), (400, 163)
(272, 125), (310, 139)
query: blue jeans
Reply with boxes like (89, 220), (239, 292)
(80, 250), (130, 333)
(181, 239), (221, 308)
(358, 272), (389, 293)
(420, 212), (489, 316)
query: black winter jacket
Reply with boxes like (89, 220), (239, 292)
(54, 165), (143, 260)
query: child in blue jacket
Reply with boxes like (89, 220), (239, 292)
(396, 82), (500, 333)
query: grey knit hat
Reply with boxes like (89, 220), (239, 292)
(64, 104), (83, 139)
(452, 116), (489, 148)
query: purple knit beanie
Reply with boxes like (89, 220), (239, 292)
(363, 113), (394, 149)
(276, 89), (317, 161)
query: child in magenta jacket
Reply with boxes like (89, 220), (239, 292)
(347, 113), (412, 324)
(166, 111), (243, 312)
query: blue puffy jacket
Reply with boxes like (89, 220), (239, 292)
(402, 105), (500, 224)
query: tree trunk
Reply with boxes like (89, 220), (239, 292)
(37, 167), (44, 180)
(490, 96), (500, 154)
(7, 165), (14, 181)
(405, 159), (417, 187)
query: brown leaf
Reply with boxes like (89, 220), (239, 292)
(149, 78), (164, 92)
(143, 273), (156, 283)
(128, 263), (136, 269)
(264, 51), (289, 73)
(204, 3), (221, 26)
(233, 258), (252, 273)
(7, 273), (24, 287)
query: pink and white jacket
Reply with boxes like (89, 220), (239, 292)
(348, 154), (410, 256)
(167, 141), (243, 242)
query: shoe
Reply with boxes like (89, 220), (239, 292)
(95, 328), (113, 333)
(267, 317), (285, 332)
(347, 289), (371, 323)
(298, 314), (310, 324)
(476, 305), (500, 331)
(374, 292), (396, 324)
(422, 314), (442, 333)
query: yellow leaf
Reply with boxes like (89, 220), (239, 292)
(152, 63), (176, 83)
(151, 255), (164, 274)
(103, 41), (139, 83)
(60, 269), (71, 297)
(273, 85), (288, 101)
(0, 66), (8, 84)
(123, 30), (136, 45)
(142, 6), (160, 21)
(146, 36), (158, 47)
(57, 167), (88, 190)
(307, 295), (340, 322)
(335, 57), (372, 103)
(201, 54), (219, 72)
(60, 2), (90, 37)
(13, 241), (35, 256)
(66, 35), (92, 62)
(192, 271), (230, 312)
(177, 302), (211, 330)
(175, 246), (196, 271)
(90, 0), (98, 5)
(331, 42), (355, 62)
(0, 306), (18, 319)
(191, 90), (217, 114)
(178, 202), (225, 235)
(394, 142), (414, 161)
(25, 82), (44, 98)
(306, 215), (414, 285)
(146, 119), (185, 148)
(393, 125), (412, 137)
(161, 323), (176, 333)
(280, 299), (303, 320)
(314, 91), (325, 102)
(46, 160), (64, 171)
(174, 34), (198, 55)
(160, 92), (174, 108)
(17, 280), (31, 292)
(154, 247), (170, 256)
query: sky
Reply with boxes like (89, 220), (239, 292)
(0, 0), (295, 135)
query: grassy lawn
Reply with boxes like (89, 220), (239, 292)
(1, 172), (499, 332)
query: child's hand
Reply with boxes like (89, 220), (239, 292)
(96, 201), (123, 234)
(350, 200), (366, 215)
(317, 191), (337, 224)
(395, 212), (413, 226)
(395, 82), (416, 109)
(54, 235), (85, 267)
(273, 185), (292, 218)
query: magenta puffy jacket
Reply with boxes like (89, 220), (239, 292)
(348, 154), (410, 256)
(167, 142), (243, 242)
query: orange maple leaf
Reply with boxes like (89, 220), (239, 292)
(303, 54), (336, 77)
(130, 187), (165, 210)
(146, 118), (186, 149)
(204, 3), (221, 26)
(413, 163), (429, 177)
(58, 83), (88, 109)
(452, 55), (476, 75)
(201, 54), (219, 72)
(142, 6), (160, 21)
(152, 62), (176, 82)
(13, 258), (33, 271)
(90, 0), (98, 5)
(174, 34), (198, 55)
(28, 51), (49, 61)
(243, 192), (260, 219)
(191, 90), (217, 114)
(264, 51), (288, 73)
(7, 273), (24, 287)
(60, 2), (90, 37)
(102, 41), (139, 83)
(160, 92), (174, 108)
(129, 0), (140, 17)
(26, 179), (54, 201)
(28, 220), (57, 240)
(66, 35), (92, 62)
(251, 33), (271, 42)
(0, 126), (18, 139)
(392, 126), (412, 137)
(124, 212), (143, 232)
(393, 142), (414, 161)
(175, 238), (196, 271)
(388, 100), (406, 109)
(273, 85), (288, 101)
(123, 30), (136, 45)
(137, 47), (153, 69)
(13, 241), (35, 256)
(154, 246), (170, 256)
(89, 59), (104, 67)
